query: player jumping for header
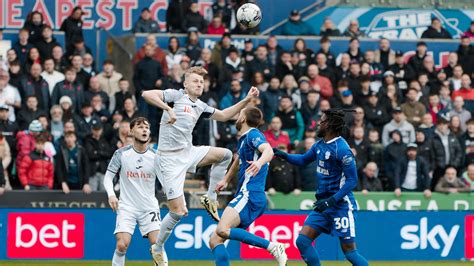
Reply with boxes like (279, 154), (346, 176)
(210, 106), (288, 266)
(103, 117), (168, 266)
(274, 109), (369, 266)
(142, 66), (259, 266)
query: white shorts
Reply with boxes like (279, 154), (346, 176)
(156, 146), (210, 200)
(114, 207), (161, 237)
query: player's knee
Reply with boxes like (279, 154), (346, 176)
(116, 239), (129, 253)
(209, 232), (224, 249)
(215, 225), (230, 239)
(221, 149), (232, 163)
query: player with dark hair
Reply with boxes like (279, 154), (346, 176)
(209, 107), (288, 266)
(274, 109), (369, 266)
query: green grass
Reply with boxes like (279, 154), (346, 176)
(0, 261), (471, 266)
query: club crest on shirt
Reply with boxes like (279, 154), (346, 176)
(252, 137), (261, 147)
(325, 151), (331, 160)
(342, 155), (354, 165)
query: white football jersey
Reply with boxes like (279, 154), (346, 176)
(106, 145), (158, 212)
(159, 89), (215, 151)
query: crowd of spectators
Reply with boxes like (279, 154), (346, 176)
(0, 3), (473, 198)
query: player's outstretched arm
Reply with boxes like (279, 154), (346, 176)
(274, 146), (317, 166)
(247, 143), (273, 177)
(211, 87), (259, 122)
(215, 154), (240, 193)
(142, 90), (176, 123)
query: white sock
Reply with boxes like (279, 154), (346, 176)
(156, 212), (183, 249)
(112, 249), (126, 266)
(267, 242), (276, 251)
(207, 150), (232, 201)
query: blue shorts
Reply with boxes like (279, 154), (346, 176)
(228, 191), (267, 229)
(304, 200), (357, 243)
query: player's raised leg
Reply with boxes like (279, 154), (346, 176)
(112, 233), (131, 266)
(295, 226), (322, 266)
(197, 147), (233, 221)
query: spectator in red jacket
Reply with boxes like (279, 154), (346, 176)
(264, 116), (291, 151)
(307, 64), (333, 99)
(452, 74), (474, 113)
(207, 16), (226, 35)
(132, 34), (168, 76)
(16, 120), (43, 171)
(18, 134), (54, 190)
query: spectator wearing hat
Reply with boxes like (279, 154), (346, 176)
(364, 91), (391, 132)
(452, 74), (474, 113)
(408, 42), (428, 76)
(460, 118), (474, 167)
(264, 116), (291, 151)
(55, 131), (91, 194)
(394, 143), (432, 197)
(448, 96), (471, 132)
(132, 35), (168, 75)
(360, 162), (383, 194)
(457, 36), (474, 76)
(401, 88), (426, 128)
(319, 17), (341, 37)
(343, 20), (365, 38)
(259, 77), (283, 123)
(281, 10), (314, 36)
(208, 15), (226, 35)
(182, 2), (207, 33)
(59, 96), (74, 122)
(17, 96), (47, 130)
(51, 66), (85, 114)
(339, 89), (356, 114)
(18, 134), (53, 191)
(421, 18), (452, 39)
(307, 64), (333, 99)
(461, 163), (474, 191)
(60, 6), (84, 54)
(431, 113), (463, 190)
(383, 130), (406, 190)
(0, 70), (21, 122)
(435, 166), (470, 193)
(389, 51), (415, 91)
(266, 144), (301, 195)
(382, 107), (415, 147)
(276, 95), (304, 144)
(41, 58), (65, 95)
(84, 119), (113, 191)
(132, 8), (159, 33)
(415, 129), (432, 169)
(73, 103), (99, 141)
(15, 120), (43, 175)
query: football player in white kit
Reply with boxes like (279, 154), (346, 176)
(142, 66), (259, 265)
(104, 117), (167, 266)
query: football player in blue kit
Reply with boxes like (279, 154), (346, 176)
(209, 107), (288, 266)
(274, 109), (369, 266)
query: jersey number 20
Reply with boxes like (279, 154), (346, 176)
(149, 212), (160, 222)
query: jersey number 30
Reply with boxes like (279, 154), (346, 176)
(334, 217), (349, 230)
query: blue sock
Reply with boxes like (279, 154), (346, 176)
(212, 244), (230, 266)
(345, 249), (369, 266)
(295, 234), (321, 266)
(229, 228), (270, 249)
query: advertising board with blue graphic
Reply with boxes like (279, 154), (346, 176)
(0, 208), (471, 261)
(304, 7), (474, 39)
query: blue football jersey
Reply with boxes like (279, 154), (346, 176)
(236, 128), (268, 193)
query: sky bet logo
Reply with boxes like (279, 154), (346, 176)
(7, 213), (84, 259)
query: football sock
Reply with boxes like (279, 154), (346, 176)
(296, 234), (321, 266)
(155, 212), (183, 250)
(112, 249), (126, 266)
(208, 149), (232, 201)
(229, 228), (270, 249)
(212, 244), (230, 266)
(344, 249), (369, 266)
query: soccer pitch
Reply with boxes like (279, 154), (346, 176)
(0, 261), (471, 266)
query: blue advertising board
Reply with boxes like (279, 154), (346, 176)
(0, 208), (471, 261)
(302, 7), (474, 40)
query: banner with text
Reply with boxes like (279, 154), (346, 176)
(268, 192), (474, 211)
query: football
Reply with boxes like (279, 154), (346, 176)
(236, 3), (262, 28)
